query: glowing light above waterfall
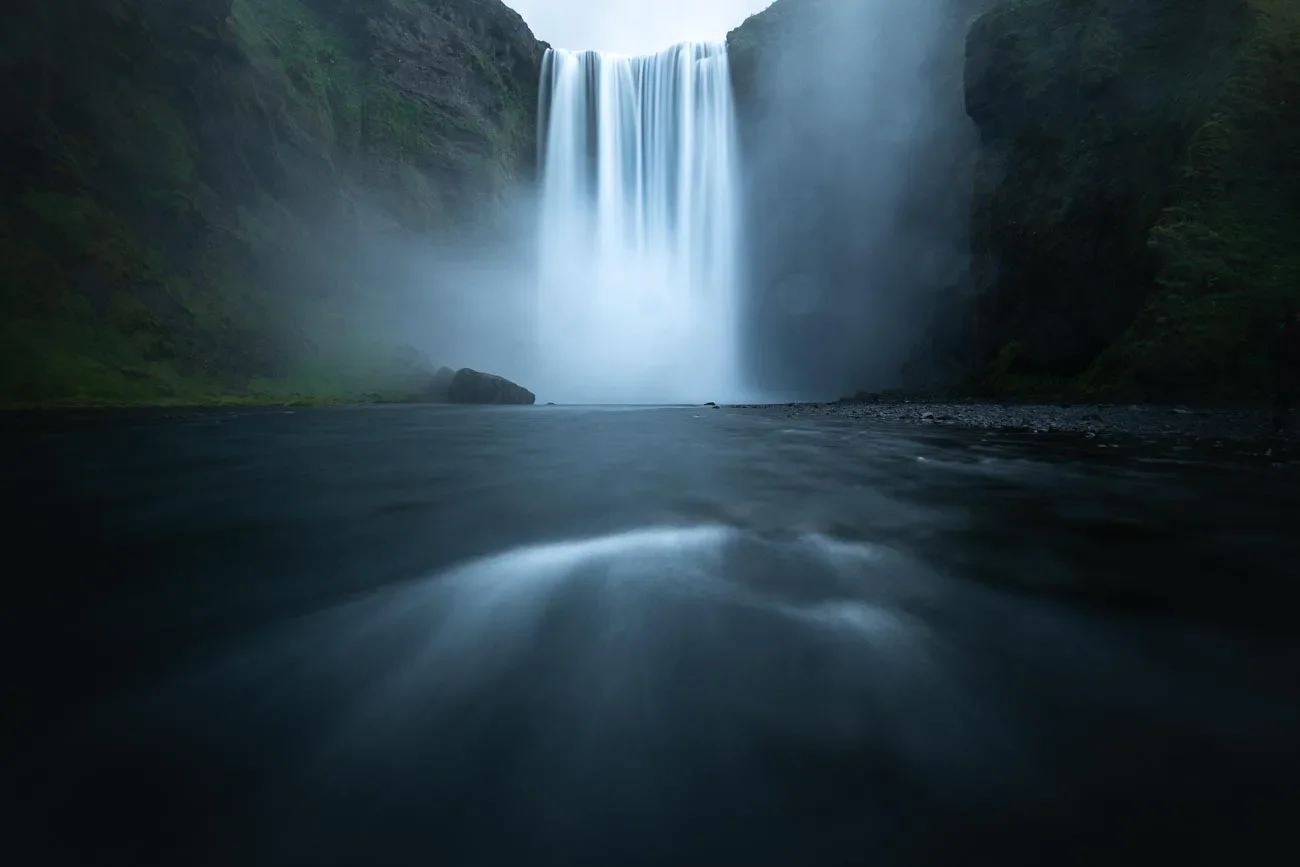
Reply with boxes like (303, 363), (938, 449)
(509, 1), (774, 56)
(535, 43), (743, 405)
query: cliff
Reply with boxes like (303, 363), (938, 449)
(967, 0), (1300, 400)
(730, 0), (1299, 403)
(0, 0), (544, 406)
(728, 0), (994, 398)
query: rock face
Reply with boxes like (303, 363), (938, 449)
(729, 0), (1299, 402)
(0, 0), (544, 405)
(727, 0), (996, 397)
(447, 368), (535, 405)
(966, 0), (1300, 400)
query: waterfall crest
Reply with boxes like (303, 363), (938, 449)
(535, 43), (742, 405)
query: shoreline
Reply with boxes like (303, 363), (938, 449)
(733, 400), (1287, 446)
(2, 395), (1289, 442)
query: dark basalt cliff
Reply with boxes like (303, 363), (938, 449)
(732, 0), (1299, 403)
(727, 0), (994, 398)
(0, 0), (543, 406)
(967, 0), (1300, 399)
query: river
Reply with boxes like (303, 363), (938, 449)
(4, 405), (1298, 866)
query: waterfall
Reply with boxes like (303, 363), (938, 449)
(535, 43), (742, 405)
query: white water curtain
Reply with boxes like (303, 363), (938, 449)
(535, 43), (742, 405)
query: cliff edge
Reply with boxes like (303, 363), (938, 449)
(0, 0), (544, 406)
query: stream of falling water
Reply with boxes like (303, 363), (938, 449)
(535, 43), (742, 404)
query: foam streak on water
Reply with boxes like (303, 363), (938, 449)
(536, 44), (742, 404)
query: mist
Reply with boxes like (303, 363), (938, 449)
(284, 0), (988, 407)
(532, 44), (748, 405)
(324, 42), (749, 407)
(295, 189), (544, 396)
(734, 0), (990, 400)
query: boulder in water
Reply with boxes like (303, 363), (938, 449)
(447, 368), (536, 405)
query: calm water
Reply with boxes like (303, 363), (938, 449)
(4, 405), (1299, 866)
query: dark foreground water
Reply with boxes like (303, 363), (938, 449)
(4, 405), (1299, 866)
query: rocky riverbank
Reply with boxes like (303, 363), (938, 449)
(735, 399), (1291, 451)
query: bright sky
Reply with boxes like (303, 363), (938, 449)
(508, 0), (776, 55)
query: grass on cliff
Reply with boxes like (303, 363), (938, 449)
(3, 0), (387, 408)
(0, 195), (202, 405)
(0, 189), (376, 409)
(230, 0), (366, 148)
(5, 0), (535, 408)
(2, 4), (281, 407)
(229, 0), (531, 232)
(975, 0), (1300, 400)
(1082, 0), (1300, 399)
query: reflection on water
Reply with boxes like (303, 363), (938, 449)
(19, 525), (1291, 866)
(4, 407), (1299, 866)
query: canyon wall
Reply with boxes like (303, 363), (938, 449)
(967, 0), (1300, 400)
(728, 0), (993, 398)
(0, 0), (544, 405)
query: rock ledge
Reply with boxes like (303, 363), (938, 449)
(447, 369), (536, 405)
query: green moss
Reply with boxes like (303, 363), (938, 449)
(1088, 0), (1300, 398)
(230, 0), (365, 147)
(4, 0), (541, 408)
(38, 53), (204, 216)
(4, 192), (275, 404)
(362, 83), (512, 228)
(368, 89), (430, 153)
(968, 0), (1296, 398)
(21, 192), (165, 284)
(0, 211), (71, 314)
(1, 314), (190, 405)
(104, 290), (159, 333)
(1080, 14), (1123, 86)
(114, 94), (198, 210)
(979, 340), (1078, 398)
(367, 84), (508, 162)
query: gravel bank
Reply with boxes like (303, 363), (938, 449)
(734, 401), (1291, 447)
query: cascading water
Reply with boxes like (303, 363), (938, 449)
(535, 43), (742, 405)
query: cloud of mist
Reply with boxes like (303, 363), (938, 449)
(510, 0), (775, 54)
(737, 0), (991, 400)
(301, 0), (989, 406)
(378, 213), (540, 383)
(276, 188), (543, 397)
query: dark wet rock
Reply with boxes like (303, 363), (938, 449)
(735, 400), (1284, 446)
(966, 0), (1300, 400)
(447, 369), (535, 405)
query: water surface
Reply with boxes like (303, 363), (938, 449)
(4, 405), (1298, 866)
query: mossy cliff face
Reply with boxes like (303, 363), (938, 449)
(0, 0), (543, 406)
(967, 0), (1300, 399)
